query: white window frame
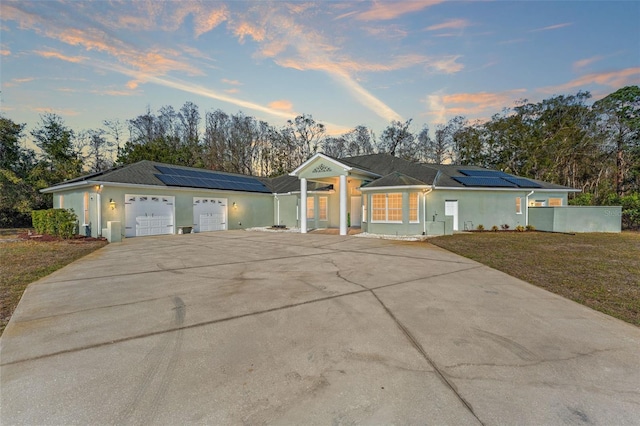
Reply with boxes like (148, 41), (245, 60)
(58, 194), (64, 209)
(516, 197), (522, 214)
(371, 193), (403, 223)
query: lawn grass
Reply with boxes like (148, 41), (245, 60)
(0, 232), (108, 336)
(429, 232), (640, 326)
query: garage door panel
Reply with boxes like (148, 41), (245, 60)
(194, 198), (227, 232)
(125, 195), (174, 237)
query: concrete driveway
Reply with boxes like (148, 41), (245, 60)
(1, 231), (639, 425)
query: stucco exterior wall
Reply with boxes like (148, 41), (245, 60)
(55, 185), (275, 238)
(275, 194), (299, 228)
(529, 206), (621, 233)
(426, 190), (569, 231)
(362, 191), (425, 236)
(54, 188), (101, 236)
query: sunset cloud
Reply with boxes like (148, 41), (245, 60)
(194, 8), (228, 37)
(233, 21), (266, 43)
(427, 56), (464, 74)
(222, 79), (243, 86)
(231, 4), (406, 122)
(5, 2), (203, 82)
(34, 50), (86, 63)
(94, 61), (300, 121)
(529, 22), (572, 32)
(427, 89), (527, 121)
(426, 19), (470, 32)
(1, 49), (10, 56)
(94, 89), (136, 96)
(362, 25), (408, 40)
(3, 77), (35, 88)
(541, 67), (640, 93)
(573, 55), (604, 71)
(268, 100), (293, 111)
(356, 0), (444, 21)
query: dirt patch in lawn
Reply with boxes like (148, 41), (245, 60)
(429, 232), (640, 326)
(0, 230), (108, 336)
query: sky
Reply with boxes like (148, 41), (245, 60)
(1, 0), (639, 143)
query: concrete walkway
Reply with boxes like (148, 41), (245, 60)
(1, 231), (639, 425)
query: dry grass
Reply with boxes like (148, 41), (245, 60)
(429, 232), (640, 326)
(0, 232), (107, 335)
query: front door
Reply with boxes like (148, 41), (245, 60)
(350, 196), (361, 226)
(445, 200), (459, 231)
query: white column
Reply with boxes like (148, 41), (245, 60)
(96, 191), (102, 237)
(300, 177), (307, 234)
(339, 174), (347, 235)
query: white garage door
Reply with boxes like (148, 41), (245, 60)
(193, 197), (227, 232)
(125, 194), (175, 237)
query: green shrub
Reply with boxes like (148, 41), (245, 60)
(525, 224), (536, 231)
(31, 208), (78, 239)
(476, 224), (485, 231)
(569, 193), (594, 206)
(602, 192), (640, 230)
(515, 225), (525, 232)
(491, 225), (499, 232)
(501, 224), (510, 230)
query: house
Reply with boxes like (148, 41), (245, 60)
(41, 153), (621, 240)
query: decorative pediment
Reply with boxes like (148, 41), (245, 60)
(312, 164), (333, 174)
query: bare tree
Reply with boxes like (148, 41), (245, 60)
(377, 119), (416, 160)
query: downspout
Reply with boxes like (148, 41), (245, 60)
(275, 195), (280, 226)
(525, 191), (534, 226)
(97, 185), (103, 237)
(422, 187), (433, 235)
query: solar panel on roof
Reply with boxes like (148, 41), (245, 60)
(459, 169), (510, 178)
(154, 166), (271, 193)
(453, 177), (518, 187)
(502, 177), (542, 188)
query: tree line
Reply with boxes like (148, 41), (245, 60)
(1, 86), (638, 228)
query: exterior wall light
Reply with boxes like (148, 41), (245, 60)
(232, 202), (238, 210)
(109, 199), (116, 210)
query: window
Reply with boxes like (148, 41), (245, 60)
(387, 193), (402, 221)
(318, 197), (328, 221)
(306, 197), (314, 219)
(83, 192), (89, 225)
(372, 194), (386, 221)
(409, 193), (419, 222)
(372, 193), (403, 223)
(515, 197), (522, 214)
(549, 198), (563, 206)
(58, 195), (64, 208)
(534, 200), (546, 207)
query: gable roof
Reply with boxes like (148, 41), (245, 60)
(339, 153), (438, 185)
(336, 154), (575, 191)
(43, 161), (272, 194)
(427, 164), (574, 190)
(363, 172), (429, 189)
(43, 155), (577, 194)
